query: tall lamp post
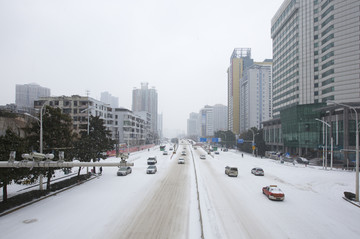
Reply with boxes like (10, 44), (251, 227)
(315, 118), (333, 170)
(249, 128), (257, 157)
(328, 101), (359, 201)
(24, 101), (48, 190)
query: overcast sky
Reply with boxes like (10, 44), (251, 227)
(0, 0), (284, 137)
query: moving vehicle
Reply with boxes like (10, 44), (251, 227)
(169, 147), (173, 151)
(262, 185), (285, 201)
(163, 151), (168, 155)
(225, 166), (238, 177)
(215, 151), (219, 155)
(146, 165), (157, 174)
(160, 145), (166, 151)
(200, 155), (206, 159)
(181, 151), (186, 156)
(251, 167), (264, 176)
(147, 156), (157, 165)
(178, 158), (185, 164)
(223, 148), (228, 152)
(117, 166), (132, 176)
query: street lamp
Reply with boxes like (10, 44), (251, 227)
(24, 101), (48, 190)
(315, 118), (333, 170)
(249, 128), (258, 157)
(328, 101), (359, 201)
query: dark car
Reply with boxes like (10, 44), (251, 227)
(296, 157), (309, 164)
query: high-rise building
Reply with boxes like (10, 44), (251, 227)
(100, 91), (119, 108)
(240, 60), (272, 132)
(213, 104), (228, 132)
(199, 106), (214, 137)
(227, 48), (253, 135)
(16, 83), (50, 110)
(187, 112), (199, 137)
(158, 113), (163, 139)
(271, 0), (360, 117)
(132, 82), (158, 138)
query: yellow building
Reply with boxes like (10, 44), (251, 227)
(227, 48), (253, 135)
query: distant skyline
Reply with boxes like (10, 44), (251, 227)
(0, 0), (284, 136)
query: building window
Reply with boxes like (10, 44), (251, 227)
(314, 17), (318, 22)
(314, 91), (319, 96)
(321, 5), (334, 19)
(321, 0), (333, 10)
(314, 51), (319, 55)
(322, 51), (334, 61)
(322, 77), (334, 86)
(321, 15), (334, 28)
(321, 33), (334, 45)
(321, 25), (334, 37)
(322, 68), (334, 78)
(322, 59), (334, 70)
(322, 42), (334, 53)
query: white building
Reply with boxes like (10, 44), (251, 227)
(271, 0), (360, 117)
(213, 104), (228, 132)
(132, 83), (158, 137)
(199, 106), (213, 137)
(100, 91), (118, 108)
(16, 83), (50, 111)
(187, 112), (199, 137)
(240, 61), (272, 132)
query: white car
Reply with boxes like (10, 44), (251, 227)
(200, 155), (206, 159)
(178, 158), (185, 164)
(146, 165), (157, 174)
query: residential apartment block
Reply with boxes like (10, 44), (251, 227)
(16, 83), (50, 111)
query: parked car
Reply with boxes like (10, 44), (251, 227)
(181, 151), (186, 156)
(178, 158), (185, 164)
(296, 157), (309, 164)
(251, 167), (264, 176)
(163, 151), (168, 155)
(215, 151), (219, 155)
(262, 185), (285, 201)
(200, 155), (206, 159)
(117, 166), (132, 176)
(146, 165), (157, 174)
(225, 166), (238, 177)
(223, 148), (228, 152)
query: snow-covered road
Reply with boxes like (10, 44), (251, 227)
(1, 141), (360, 239)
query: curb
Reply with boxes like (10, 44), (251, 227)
(0, 175), (98, 217)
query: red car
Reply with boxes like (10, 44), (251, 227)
(262, 185), (285, 201)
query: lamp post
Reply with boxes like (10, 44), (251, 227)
(24, 101), (48, 190)
(328, 101), (359, 201)
(315, 118), (332, 170)
(249, 128), (257, 157)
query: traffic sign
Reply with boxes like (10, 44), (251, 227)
(237, 139), (244, 143)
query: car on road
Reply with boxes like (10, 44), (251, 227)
(223, 148), (228, 152)
(262, 185), (285, 201)
(251, 167), (264, 176)
(215, 151), (219, 155)
(146, 165), (157, 174)
(200, 154), (206, 159)
(147, 156), (157, 165)
(117, 166), (132, 176)
(181, 151), (186, 156)
(193, 146), (197, 150)
(169, 147), (173, 151)
(296, 157), (309, 165)
(178, 158), (185, 164)
(163, 151), (168, 155)
(225, 166), (238, 177)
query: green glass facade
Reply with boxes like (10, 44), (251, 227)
(281, 103), (325, 150)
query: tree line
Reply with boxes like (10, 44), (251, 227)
(0, 107), (115, 202)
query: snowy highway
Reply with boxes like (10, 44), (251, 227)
(1, 141), (360, 239)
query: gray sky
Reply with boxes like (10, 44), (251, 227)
(0, 0), (284, 137)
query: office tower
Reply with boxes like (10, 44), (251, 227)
(240, 60), (272, 132)
(187, 112), (199, 137)
(199, 106), (214, 137)
(227, 48), (253, 135)
(271, 0), (360, 117)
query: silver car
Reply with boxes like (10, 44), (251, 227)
(146, 165), (157, 174)
(117, 166), (132, 176)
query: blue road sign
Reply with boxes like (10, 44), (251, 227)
(212, 138), (219, 143)
(200, 138), (207, 142)
(237, 139), (244, 143)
